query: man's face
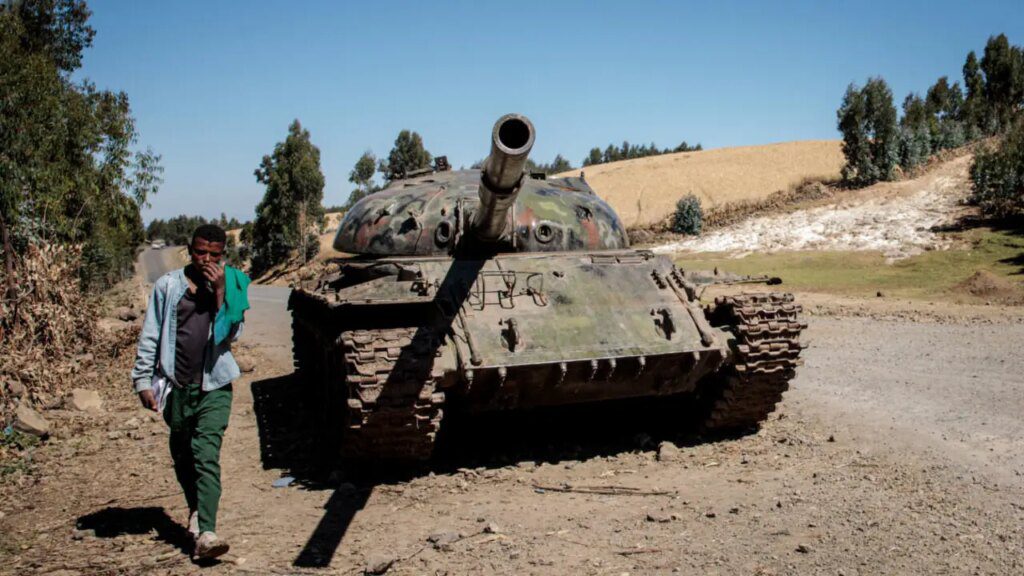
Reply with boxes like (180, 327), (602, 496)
(189, 237), (225, 268)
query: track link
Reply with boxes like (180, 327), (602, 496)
(701, 292), (806, 433)
(339, 327), (445, 460)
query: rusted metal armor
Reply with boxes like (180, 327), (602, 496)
(290, 114), (805, 461)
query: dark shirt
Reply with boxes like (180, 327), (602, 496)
(174, 287), (215, 385)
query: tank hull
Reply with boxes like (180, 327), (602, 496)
(289, 249), (805, 460)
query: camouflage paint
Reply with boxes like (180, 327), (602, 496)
(334, 170), (629, 256)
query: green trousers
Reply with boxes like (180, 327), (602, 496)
(164, 381), (232, 533)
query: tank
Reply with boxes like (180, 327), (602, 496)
(289, 114), (805, 460)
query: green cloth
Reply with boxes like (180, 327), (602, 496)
(164, 380), (233, 533)
(214, 265), (250, 345)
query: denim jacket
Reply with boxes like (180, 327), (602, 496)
(131, 268), (242, 393)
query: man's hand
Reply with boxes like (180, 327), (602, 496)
(138, 389), (158, 411)
(202, 262), (226, 308)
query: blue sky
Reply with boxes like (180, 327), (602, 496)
(77, 0), (1024, 222)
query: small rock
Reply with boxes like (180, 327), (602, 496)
(68, 389), (103, 412)
(71, 528), (89, 541)
(364, 553), (395, 575)
(827, 434), (836, 442)
(106, 430), (124, 440)
(704, 511), (717, 518)
(124, 417), (141, 429)
(646, 512), (673, 523)
(876, 291), (884, 298)
(426, 531), (461, 550)
(13, 404), (50, 437)
(272, 476), (295, 488)
(483, 522), (501, 534)
(75, 353), (95, 364)
(516, 460), (537, 470)
(656, 441), (681, 462)
(795, 543), (811, 554)
(235, 355), (256, 373)
(128, 429), (145, 440)
(115, 306), (139, 321)
(6, 380), (26, 398)
(729, 507), (740, 514)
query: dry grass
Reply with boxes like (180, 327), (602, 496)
(556, 140), (844, 227)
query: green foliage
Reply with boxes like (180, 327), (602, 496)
(344, 150), (382, 209)
(251, 120), (325, 274)
(224, 234), (242, 267)
(526, 154), (574, 175)
(970, 120), (1024, 218)
(837, 78), (898, 185)
(898, 124), (932, 170)
(581, 139), (701, 167)
(378, 130), (431, 181)
(925, 77), (963, 120)
(146, 214), (212, 245)
(980, 34), (1024, 132)
(0, 0), (161, 293)
(671, 194), (703, 235)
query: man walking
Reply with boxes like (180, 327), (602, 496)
(131, 224), (250, 560)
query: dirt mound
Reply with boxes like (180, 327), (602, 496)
(954, 270), (1024, 304)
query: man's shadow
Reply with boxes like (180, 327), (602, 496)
(76, 507), (193, 555)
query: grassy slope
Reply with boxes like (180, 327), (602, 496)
(676, 227), (1024, 302)
(555, 140), (844, 227)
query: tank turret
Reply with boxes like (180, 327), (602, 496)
(471, 114), (535, 242)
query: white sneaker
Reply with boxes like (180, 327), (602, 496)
(193, 531), (230, 560)
(188, 511), (199, 540)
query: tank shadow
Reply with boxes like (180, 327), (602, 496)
(251, 367), (737, 568)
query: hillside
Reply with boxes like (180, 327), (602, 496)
(556, 140), (844, 227)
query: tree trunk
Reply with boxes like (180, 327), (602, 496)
(298, 201), (307, 266)
(0, 211), (15, 301)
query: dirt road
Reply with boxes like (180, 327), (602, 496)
(2, 261), (1023, 574)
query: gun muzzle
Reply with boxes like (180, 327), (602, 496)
(472, 114), (535, 242)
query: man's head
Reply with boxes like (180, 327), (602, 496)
(189, 224), (227, 267)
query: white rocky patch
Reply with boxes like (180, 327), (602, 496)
(653, 175), (965, 260)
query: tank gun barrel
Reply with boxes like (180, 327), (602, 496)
(471, 114), (536, 242)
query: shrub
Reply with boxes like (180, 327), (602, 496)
(671, 194), (704, 235)
(970, 121), (1024, 218)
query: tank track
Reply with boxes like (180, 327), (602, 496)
(701, 292), (806, 433)
(339, 327), (445, 460)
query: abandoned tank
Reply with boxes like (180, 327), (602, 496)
(289, 114), (805, 460)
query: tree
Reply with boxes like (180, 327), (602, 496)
(582, 147), (603, 166)
(838, 78), (898, 185)
(378, 130), (431, 181)
(251, 120), (325, 273)
(981, 34), (1024, 132)
(346, 150), (378, 208)
(548, 154), (572, 174)
(0, 0), (161, 293)
(863, 77), (899, 182)
(899, 93), (932, 170)
(962, 50), (988, 136)
(837, 83), (870, 184)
